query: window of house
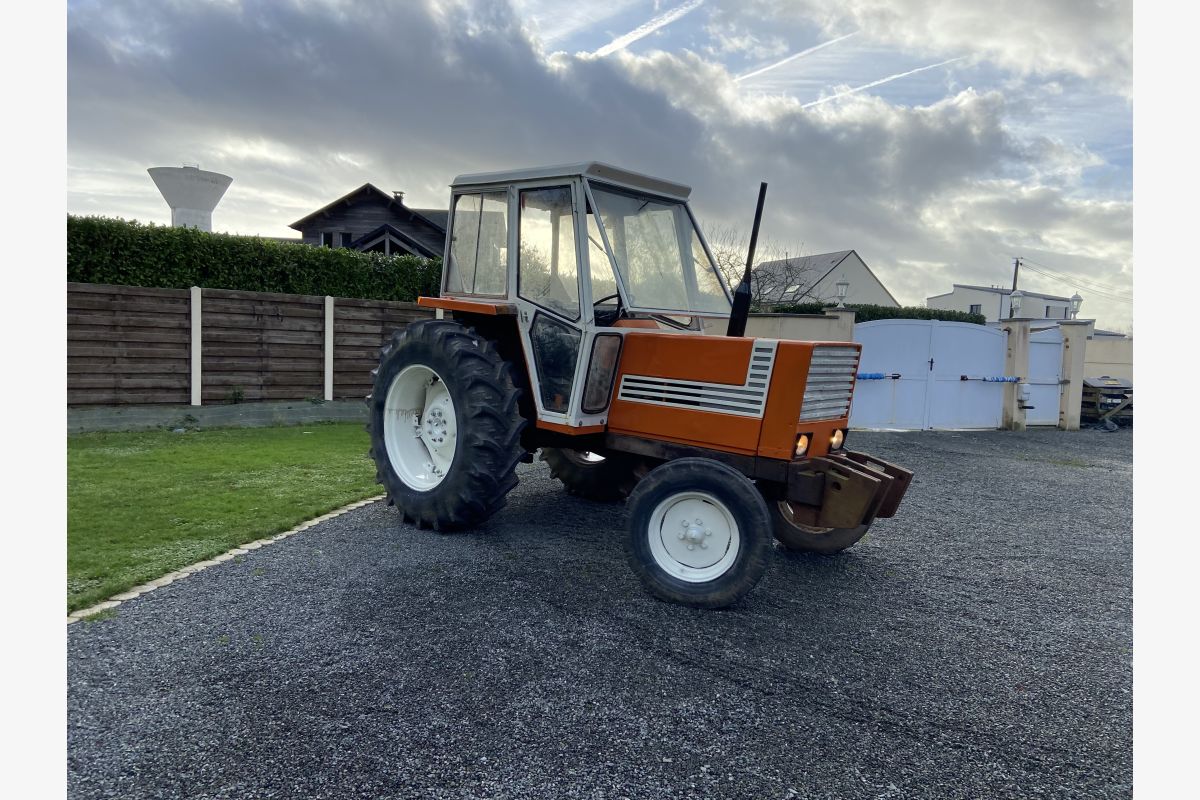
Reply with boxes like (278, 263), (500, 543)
(320, 232), (334, 247)
(340, 232), (353, 248)
(1045, 305), (1052, 318)
(969, 304), (982, 315)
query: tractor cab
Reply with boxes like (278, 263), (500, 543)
(420, 163), (732, 431)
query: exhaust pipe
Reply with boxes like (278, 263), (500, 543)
(726, 181), (768, 337)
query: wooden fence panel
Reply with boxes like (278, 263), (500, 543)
(67, 283), (436, 407)
(67, 283), (191, 405)
(333, 299), (432, 399)
(200, 288), (325, 404)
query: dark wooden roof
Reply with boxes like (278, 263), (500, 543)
(288, 183), (447, 233)
(350, 223), (442, 258)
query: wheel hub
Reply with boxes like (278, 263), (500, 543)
(677, 519), (713, 550)
(647, 494), (740, 582)
(383, 365), (458, 491)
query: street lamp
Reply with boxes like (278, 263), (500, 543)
(1070, 292), (1083, 319)
(835, 278), (849, 308)
(1009, 289), (1024, 318)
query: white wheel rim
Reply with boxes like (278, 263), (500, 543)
(383, 364), (457, 491)
(647, 492), (740, 583)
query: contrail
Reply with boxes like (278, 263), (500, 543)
(735, 33), (858, 82)
(802, 56), (964, 108)
(593, 0), (705, 57)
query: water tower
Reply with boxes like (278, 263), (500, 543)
(147, 164), (232, 232)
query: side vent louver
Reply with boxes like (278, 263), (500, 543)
(617, 341), (777, 418)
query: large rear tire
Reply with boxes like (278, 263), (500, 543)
(625, 458), (771, 608)
(367, 320), (526, 531)
(541, 448), (644, 502)
(769, 500), (871, 554)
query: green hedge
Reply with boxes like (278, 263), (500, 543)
(67, 216), (441, 301)
(767, 301), (986, 325)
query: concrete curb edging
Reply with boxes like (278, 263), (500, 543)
(67, 494), (386, 625)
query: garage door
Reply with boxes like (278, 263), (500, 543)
(850, 320), (1008, 430)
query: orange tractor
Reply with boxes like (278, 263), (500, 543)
(368, 163), (912, 607)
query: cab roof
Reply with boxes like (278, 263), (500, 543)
(450, 161), (692, 201)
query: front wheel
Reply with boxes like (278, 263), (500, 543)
(769, 500), (872, 554)
(625, 458), (771, 608)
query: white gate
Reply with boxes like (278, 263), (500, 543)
(1026, 328), (1064, 426)
(850, 320), (1008, 430)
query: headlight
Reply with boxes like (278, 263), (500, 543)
(794, 434), (810, 458)
(830, 429), (845, 450)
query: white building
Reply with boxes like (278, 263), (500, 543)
(926, 284), (1079, 322)
(753, 250), (900, 308)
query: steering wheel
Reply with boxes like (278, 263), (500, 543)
(592, 292), (624, 326)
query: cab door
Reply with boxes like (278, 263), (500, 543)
(513, 181), (591, 426)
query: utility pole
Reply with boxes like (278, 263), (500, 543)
(1011, 256), (1021, 291)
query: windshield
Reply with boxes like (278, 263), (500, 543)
(588, 183), (731, 315)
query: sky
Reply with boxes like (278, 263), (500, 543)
(65, 0), (1133, 329)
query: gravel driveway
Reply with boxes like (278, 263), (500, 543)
(68, 429), (1132, 799)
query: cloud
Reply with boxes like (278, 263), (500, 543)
(66, 0), (1132, 327)
(718, 0), (1133, 97)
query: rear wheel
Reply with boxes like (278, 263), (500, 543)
(625, 458), (771, 608)
(769, 501), (871, 554)
(367, 320), (526, 531)
(541, 448), (645, 502)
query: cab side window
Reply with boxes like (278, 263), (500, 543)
(446, 191), (508, 295)
(518, 186), (580, 320)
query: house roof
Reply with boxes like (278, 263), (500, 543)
(753, 249), (900, 306)
(953, 284), (1072, 302)
(350, 223), (442, 259)
(411, 208), (448, 231)
(288, 183), (448, 234)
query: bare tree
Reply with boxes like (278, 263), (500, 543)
(704, 224), (821, 309)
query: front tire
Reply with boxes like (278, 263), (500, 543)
(625, 458), (771, 608)
(367, 320), (526, 531)
(769, 500), (871, 554)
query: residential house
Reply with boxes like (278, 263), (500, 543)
(927, 284), (1076, 322)
(289, 184), (447, 257)
(752, 250), (899, 308)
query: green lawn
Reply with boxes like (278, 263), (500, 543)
(67, 423), (382, 613)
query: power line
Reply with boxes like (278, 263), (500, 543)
(1024, 264), (1133, 299)
(1010, 255), (1134, 302)
(1021, 256), (1133, 297)
(1020, 264), (1133, 303)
